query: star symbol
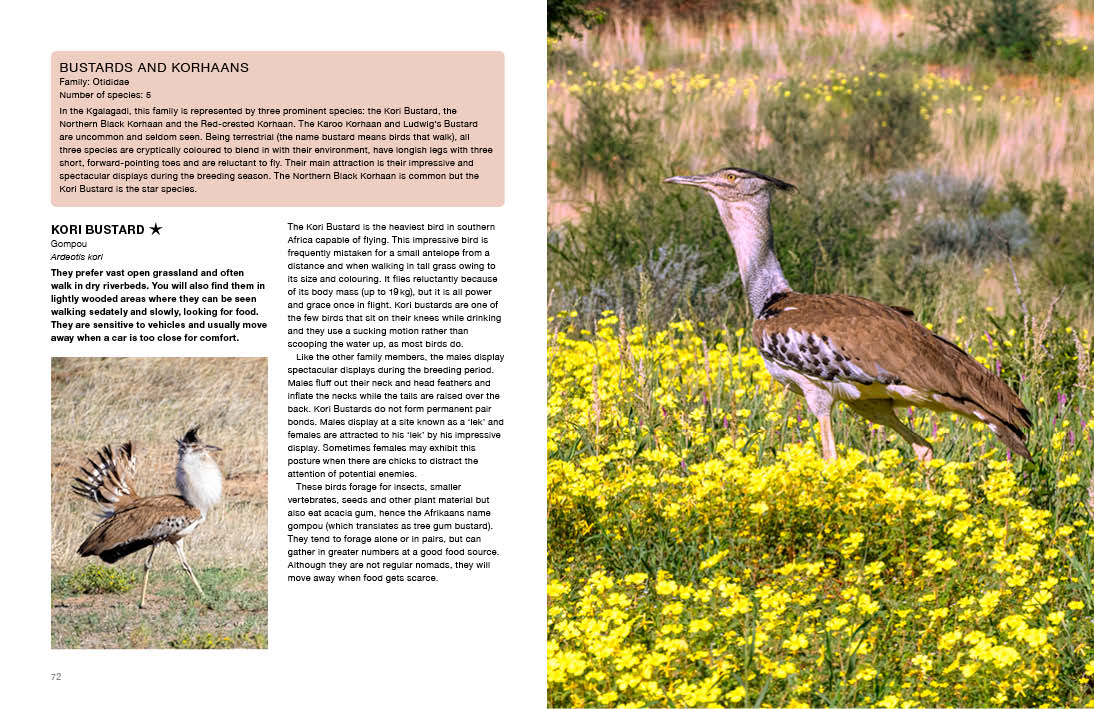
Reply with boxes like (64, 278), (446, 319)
(150, 223), (162, 235)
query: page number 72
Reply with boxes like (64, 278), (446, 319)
(51, 673), (62, 681)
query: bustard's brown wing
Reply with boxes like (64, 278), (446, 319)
(752, 293), (1032, 459)
(71, 442), (139, 513)
(77, 495), (202, 563)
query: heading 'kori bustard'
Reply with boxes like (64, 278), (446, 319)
(72, 426), (223, 607)
(665, 167), (1032, 462)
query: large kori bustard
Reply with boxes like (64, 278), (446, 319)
(71, 426), (223, 608)
(665, 167), (1032, 463)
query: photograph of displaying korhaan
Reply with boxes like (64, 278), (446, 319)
(51, 357), (268, 649)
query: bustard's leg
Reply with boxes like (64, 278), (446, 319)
(173, 540), (205, 598)
(819, 414), (836, 460)
(803, 385), (837, 460)
(139, 544), (157, 609)
(847, 399), (934, 463)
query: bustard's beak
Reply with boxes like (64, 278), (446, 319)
(205, 443), (222, 451)
(664, 174), (708, 187)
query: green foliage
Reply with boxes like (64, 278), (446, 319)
(984, 179), (1037, 216)
(982, 307), (1086, 394)
(1034, 39), (1094, 77)
(887, 170), (1033, 261)
(760, 71), (933, 171)
(548, 242), (743, 332)
(549, 165), (731, 294)
(1035, 194), (1094, 291)
(769, 176), (893, 294)
(928, 0), (1059, 61)
(548, 0), (607, 40)
(169, 631), (267, 649)
(975, 178), (1094, 290)
(57, 565), (137, 595)
(551, 77), (657, 184)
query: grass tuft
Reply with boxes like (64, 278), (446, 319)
(54, 565), (137, 595)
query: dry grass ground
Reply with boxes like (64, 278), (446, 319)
(50, 357), (268, 648)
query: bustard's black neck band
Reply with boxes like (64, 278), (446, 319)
(758, 290), (791, 318)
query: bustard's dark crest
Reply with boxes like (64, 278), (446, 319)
(663, 166), (797, 199)
(721, 166), (797, 192)
(177, 426), (221, 451)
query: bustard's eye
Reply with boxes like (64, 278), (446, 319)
(727, 175), (736, 182)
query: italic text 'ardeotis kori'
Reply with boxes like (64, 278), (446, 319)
(665, 167), (1032, 463)
(72, 427), (223, 608)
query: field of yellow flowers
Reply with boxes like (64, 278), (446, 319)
(547, 313), (1094, 707)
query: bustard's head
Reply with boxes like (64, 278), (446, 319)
(665, 167), (796, 316)
(664, 167), (796, 205)
(176, 426), (221, 455)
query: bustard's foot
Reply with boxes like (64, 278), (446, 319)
(913, 443), (934, 490)
(913, 443), (933, 464)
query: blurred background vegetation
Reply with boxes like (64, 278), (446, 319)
(547, 0), (1093, 397)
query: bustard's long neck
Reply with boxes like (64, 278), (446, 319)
(714, 193), (791, 317)
(176, 448), (222, 513)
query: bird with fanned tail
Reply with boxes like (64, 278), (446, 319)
(71, 426), (223, 608)
(665, 167), (1032, 462)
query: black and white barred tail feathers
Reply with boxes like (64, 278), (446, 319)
(70, 442), (139, 516)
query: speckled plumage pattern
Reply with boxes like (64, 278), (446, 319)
(753, 292), (1032, 459)
(77, 495), (203, 562)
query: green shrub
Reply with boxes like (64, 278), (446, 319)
(1033, 39), (1094, 77)
(548, 165), (731, 293)
(769, 176), (893, 293)
(550, 242), (743, 331)
(759, 86), (824, 161)
(887, 170), (1033, 260)
(548, 0), (606, 40)
(58, 565), (137, 594)
(760, 71), (933, 171)
(928, 0), (1059, 61)
(550, 76), (657, 184)
(975, 178), (1094, 291)
(978, 307), (1090, 411)
(1035, 195), (1094, 290)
